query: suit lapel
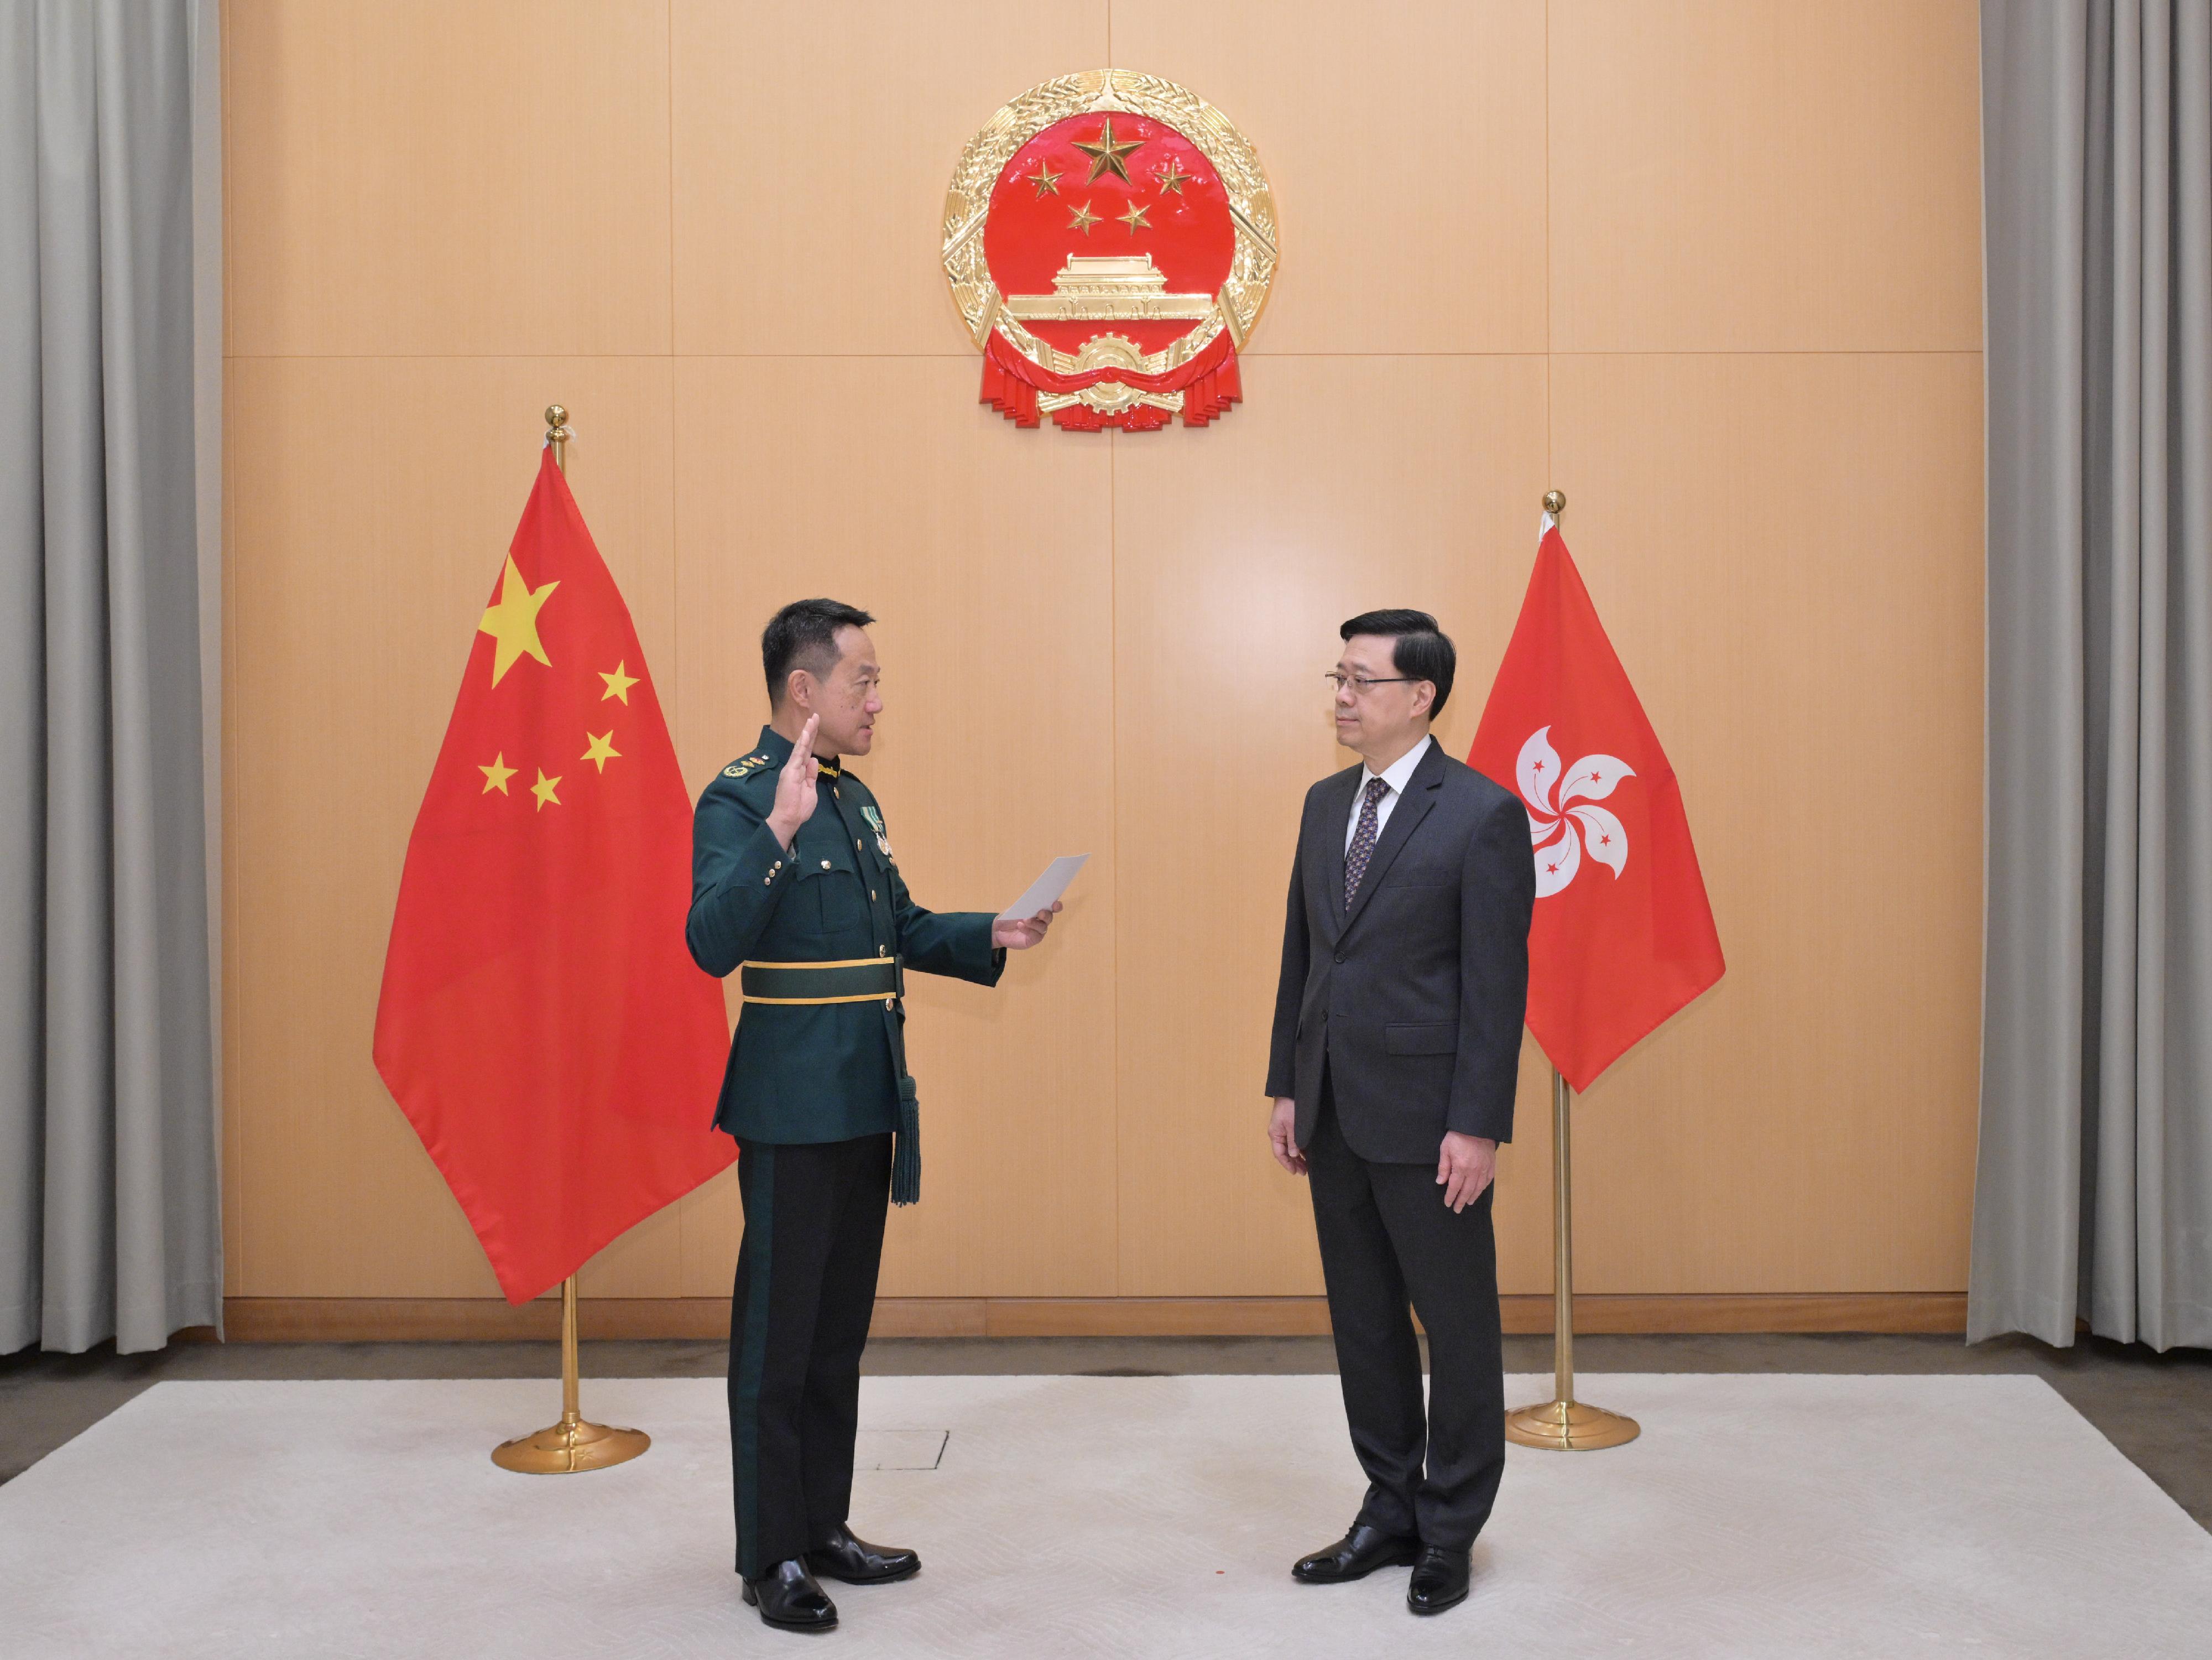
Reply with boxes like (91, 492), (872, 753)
(1341, 742), (1446, 936)
(1322, 768), (1357, 935)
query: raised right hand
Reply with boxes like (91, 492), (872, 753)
(766, 714), (822, 849)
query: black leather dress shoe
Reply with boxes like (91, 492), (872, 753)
(1291, 1522), (1422, 1584)
(741, 1559), (838, 1632)
(805, 1522), (920, 1585)
(1406, 1545), (1471, 1615)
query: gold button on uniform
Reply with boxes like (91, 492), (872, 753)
(820, 860), (832, 870)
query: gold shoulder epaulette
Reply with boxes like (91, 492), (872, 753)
(722, 751), (773, 779)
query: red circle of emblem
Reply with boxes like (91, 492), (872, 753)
(943, 71), (1277, 431)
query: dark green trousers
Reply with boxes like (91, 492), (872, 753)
(727, 1132), (893, 1577)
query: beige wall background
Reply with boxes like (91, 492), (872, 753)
(220, 0), (1986, 1320)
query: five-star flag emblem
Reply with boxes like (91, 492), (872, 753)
(477, 556), (559, 686)
(1072, 116), (1142, 184)
(375, 445), (733, 1307)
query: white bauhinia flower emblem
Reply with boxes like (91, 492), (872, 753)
(1517, 727), (1635, 899)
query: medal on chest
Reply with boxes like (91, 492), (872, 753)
(861, 804), (894, 861)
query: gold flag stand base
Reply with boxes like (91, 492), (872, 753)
(492, 1410), (651, 1475)
(491, 1268), (650, 1475)
(1503, 1049), (1641, 1453)
(1504, 1396), (1640, 1451)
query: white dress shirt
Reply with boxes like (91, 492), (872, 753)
(1344, 735), (1434, 854)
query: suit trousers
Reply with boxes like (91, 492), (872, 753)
(727, 1132), (892, 1577)
(1307, 1070), (1505, 1551)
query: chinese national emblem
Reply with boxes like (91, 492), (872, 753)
(942, 69), (1277, 431)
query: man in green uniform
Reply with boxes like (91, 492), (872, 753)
(686, 599), (1060, 1634)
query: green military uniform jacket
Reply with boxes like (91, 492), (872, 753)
(686, 724), (1003, 1175)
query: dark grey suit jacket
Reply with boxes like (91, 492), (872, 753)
(1265, 740), (1535, 1161)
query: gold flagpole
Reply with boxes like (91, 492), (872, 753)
(1505, 492), (1638, 1454)
(491, 405), (651, 1475)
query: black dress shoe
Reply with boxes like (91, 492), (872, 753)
(1406, 1545), (1471, 1615)
(741, 1559), (838, 1632)
(805, 1521), (920, 1585)
(1291, 1522), (1422, 1584)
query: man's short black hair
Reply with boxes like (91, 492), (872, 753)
(1340, 608), (1456, 718)
(763, 598), (875, 706)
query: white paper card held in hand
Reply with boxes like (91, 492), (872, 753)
(997, 855), (1089, 922)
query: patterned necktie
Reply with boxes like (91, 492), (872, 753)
(1345, 775), (1390, 907)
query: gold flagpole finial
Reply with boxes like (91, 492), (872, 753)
(1543, 489), (1566, 517)
(545, 405), (572, 474)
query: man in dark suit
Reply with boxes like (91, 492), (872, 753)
(687, 599), (1060, 1634)
(1264, 608), (1535, 1617)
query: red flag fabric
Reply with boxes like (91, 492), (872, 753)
(373, 450), (733, 1303)
(1468, 517), (1725, 1090)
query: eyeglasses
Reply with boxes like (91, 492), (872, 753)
(1323, 672), (1417, 696)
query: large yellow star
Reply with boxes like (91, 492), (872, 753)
(478, 558), (559, 687)
(1118, 201), (1151, 234)
(582, 730), (620, 773)
(1072, 117), (1142, 184)
(599, 661), (639, 704)
(530, 768), (562, 811)
(479, 752), (517, 795)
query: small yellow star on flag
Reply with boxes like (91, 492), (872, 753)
(479, 753), (517, 795)
(582, 731), (620, 773)
(599, 662), (639, 704)
(478, 557), (559, 687)
(531, 769), (562, 811)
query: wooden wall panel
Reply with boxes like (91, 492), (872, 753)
(670, 0), (1109, 356)
(221, 2), (1989, 1319)
(1109, 355), (1553, 1295)
(1110, 0), (1549, 355)
(1547, 352), (1985, 1291)
(670, 357), (1119, 1298)
(225, 357), (677, 1295)
(225, 1), (672, 357)
(1547, 0), (1984, 352)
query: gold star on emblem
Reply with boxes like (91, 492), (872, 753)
(1118, 201), (1151, 234)
(1024, 162), (1061, 197)
(598, 661), (639, 704)
(1068, 201), (1099, 235)
(530, 768), (562, 811)
(581, 730), (620, 773)
(477, 556), (559, 688)
(1072, 117), (1142, 184)
(1156, 158), (1192, 195)
(479, 752), (516, 795)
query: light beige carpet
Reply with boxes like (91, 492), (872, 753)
(5, 1373), (2209, 1657)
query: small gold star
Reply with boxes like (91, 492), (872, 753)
(598, 662), (639, 704)
(1072, 117), (1143, 184)
(581, 731), (620, 773)
(530, 769), (562, 811)
(479, 752), (516, 795)
(1156, 158), (1192, 195)
(1068, 201), (1099, 235)
(1023, 163), (1061, 197)
(1118, 201), (1151, 234)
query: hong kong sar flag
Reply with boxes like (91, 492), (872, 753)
(1468, 513), (1725, 1090)
(373, 448), (733, 1303)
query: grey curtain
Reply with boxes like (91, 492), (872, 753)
(1973, 0), (2212, 1350)
(0, 0), (223, 1354)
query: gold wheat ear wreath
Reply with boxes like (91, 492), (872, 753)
(942, 69), (1277, 433)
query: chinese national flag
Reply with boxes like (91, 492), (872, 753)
(1468, 515), (1725, 1090)
(373, 449), (733, 1303)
